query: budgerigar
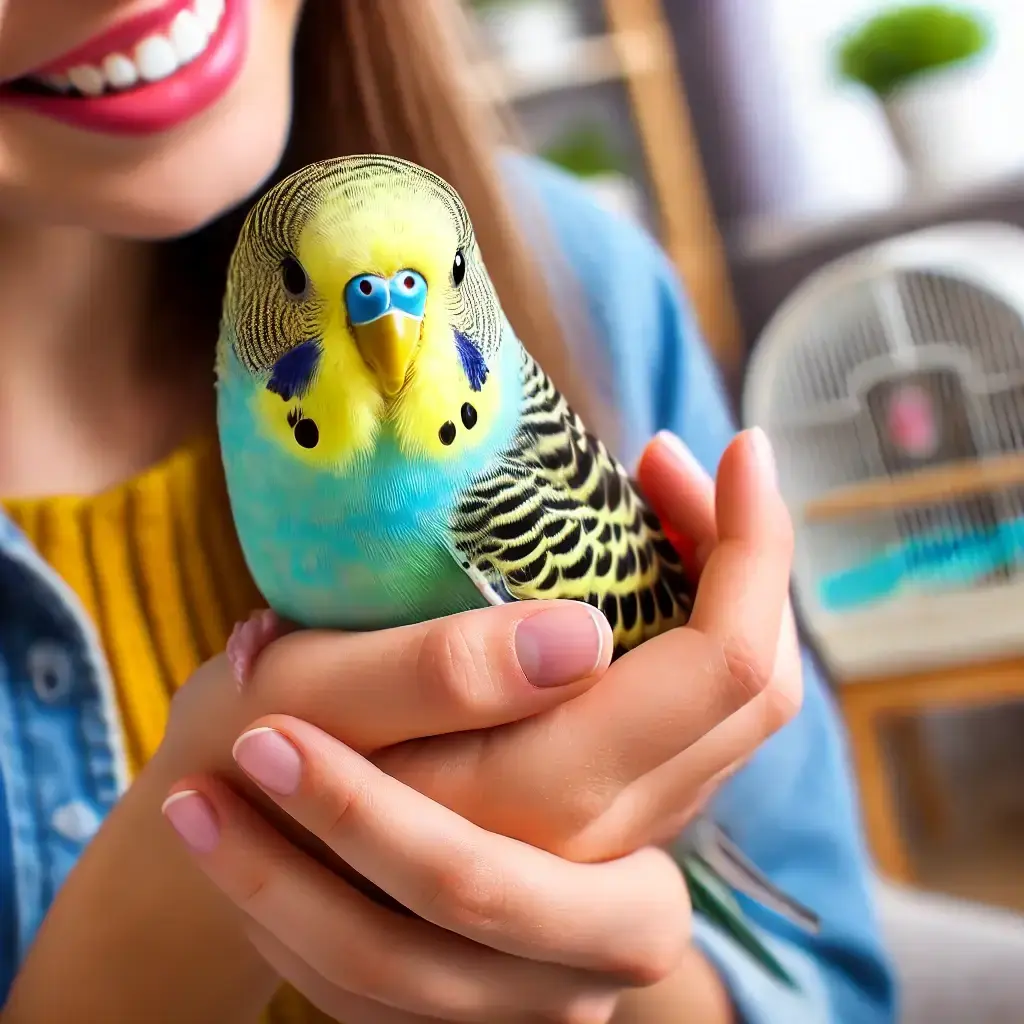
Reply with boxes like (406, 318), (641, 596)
(215, 155), (818, 986)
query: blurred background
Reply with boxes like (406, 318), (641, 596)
(469, 0), (1024, 940)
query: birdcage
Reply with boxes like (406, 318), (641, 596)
(743, 222), (1024, 681)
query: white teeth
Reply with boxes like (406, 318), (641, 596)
(102, 53), (138, 90)
(29, 0), (225, 96)
(67, 64), (105, 97)
(195, 0), (225, 35)
(134, 34), (180, 83)
(170, 10), (207, 64)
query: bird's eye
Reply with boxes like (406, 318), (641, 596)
(345, 274), (391, 325)
(281, 256), (308, 298)
(452, 250), (466, 287)
(387, 269), (427, 319)
(393, 269), (426, 295)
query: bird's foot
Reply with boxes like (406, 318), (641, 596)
(227, 608), (288, 689)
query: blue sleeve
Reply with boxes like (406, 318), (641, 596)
(646, 252), (897, 1024)
(520, 159), (897, 1024)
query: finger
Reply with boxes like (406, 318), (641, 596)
(247, 927), (619, 1024)
(641, 430), (800, 700)
(599, 466), (802, 850)
(659, 599), (803, 794)
(569, 611), (803, 860)
(230, 717), (689, 982)
(637, 430), (801, 796)
(686, 599), (802, 780)
(612, 430), (792, 776)
(249, 599), (611, 752)
(619, 666), (801, 849)
(161, 778), (617, 1021)
(636, 431), (717, 572)
(688, 427), (792, 672)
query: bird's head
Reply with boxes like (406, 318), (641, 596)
(218, 155), (511, 471)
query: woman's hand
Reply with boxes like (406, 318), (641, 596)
(362, 426), (801, 861)
(163, 600), (612, 775)
(153, 425), (795, 1024)
(182, 427), (794, 879)
(165, 720), (691, 1023)
(5, 580), (615, 1023)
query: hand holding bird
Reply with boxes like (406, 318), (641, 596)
(213, 155), (814, 988)
(163, 425), (804, 1022)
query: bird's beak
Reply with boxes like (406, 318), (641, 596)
(352, 311), (422, 397)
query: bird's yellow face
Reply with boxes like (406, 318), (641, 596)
(222, 157), (508, 472)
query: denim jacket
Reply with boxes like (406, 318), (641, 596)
(0, 513), (128, 998)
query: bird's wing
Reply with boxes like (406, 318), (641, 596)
(447, 349), (693, 655)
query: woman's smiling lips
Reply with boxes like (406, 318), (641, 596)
(0, 0), (249, 136)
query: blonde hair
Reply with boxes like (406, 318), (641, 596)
(167, 0), (608, 437)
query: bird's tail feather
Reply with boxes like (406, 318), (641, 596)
(683, 856), (799, 990)
(689, 818), (821, 934)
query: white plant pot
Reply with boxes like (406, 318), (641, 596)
(476, 0), (580, 81)
(883, 59), (1024, 195)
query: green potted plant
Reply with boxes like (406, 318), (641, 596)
(541, 124), (626, 177)
(469, 0), (580, 80)
(835, 4), (1017, 192)
(541, 124), (643, 222)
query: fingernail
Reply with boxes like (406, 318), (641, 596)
(749, 427), (777, 487)
(162, 790), (220, 854)
(232, 727), (303, 796)
(656, 430), (710, 481)
(515, 604), (605, 687)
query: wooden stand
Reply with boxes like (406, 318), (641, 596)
(474, 0), (746, 378)
(603, 0), (745, 378)
(839, 655), (1024, 883)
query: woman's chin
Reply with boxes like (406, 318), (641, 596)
(101, 140), (290, 240)
(0, 109), (292, 240)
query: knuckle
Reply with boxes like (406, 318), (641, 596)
(425, 848), (507, 933)
(413, 969), (489, 1021)
(345, 945), (399, 1005)
(603, 855), (690, 987)
(318, 780), (362, 848)
(624, 943), (684, 989)
(719, 636), (772, 704)
(418, 619), (497, 716)
(610, 926), (688, 988)
(567, 784), (618, 836)
(235, 870), (272, 914)
(548, 789), (618, 857)
(553, 794), (628, 862)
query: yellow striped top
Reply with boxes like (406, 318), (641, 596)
(4, 434), (328, 1023)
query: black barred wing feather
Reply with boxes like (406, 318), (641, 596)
(449, 349), (693, 657)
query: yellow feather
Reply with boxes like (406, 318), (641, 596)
(245, 177), (502, 468)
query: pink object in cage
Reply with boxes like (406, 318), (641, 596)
(887, 383), (939, 459)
